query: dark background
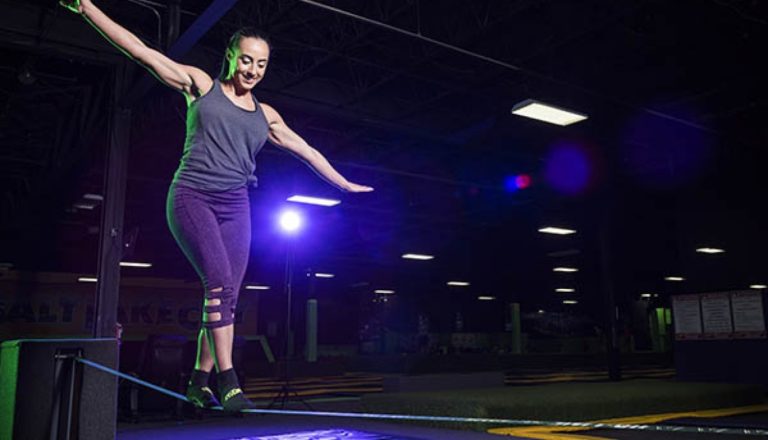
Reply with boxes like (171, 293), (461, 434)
(1, 0), (767, 339)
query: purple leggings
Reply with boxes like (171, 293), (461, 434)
(166, 184), (251, 328)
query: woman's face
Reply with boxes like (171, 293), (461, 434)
(226, 37), (270, 90)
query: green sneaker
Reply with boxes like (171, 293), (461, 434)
(186, 385), (220, 409)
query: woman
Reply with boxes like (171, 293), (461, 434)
(61, 0), (373, 411)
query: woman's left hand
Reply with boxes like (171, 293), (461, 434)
(59, 0), (85, 14)
(344, 182), (374, 193)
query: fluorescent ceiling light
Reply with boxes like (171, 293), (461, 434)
(375, 289), (395, 294)
(750, 284), (767, 289)
(83, 193), (104, 201)
(696, 248), (725, 254)
(120, 261), (152, 268)
(553, 267), (578, 273)
(537, 309), (545, 314)
(477, 296), (496, 301)
(287, 195), (341, 207)
(665, 276), (685, 282)
(538, 227), (576, 235)
(73, 203), (96, 210)
(402, 253), (435, 260)
(245, 285), (270, 290)
(314, 273), (335, 278)
(640, 293), (652, 298)
(511, 99), (587, 126)
(563, 300), (579, 305)
(555, 288), (575, 293)
(78, 277), (98, 283)
(447, 281), (470, 286)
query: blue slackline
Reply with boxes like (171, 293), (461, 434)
(75, 357), (768, 436)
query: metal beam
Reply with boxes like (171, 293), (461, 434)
(298, 0), (716, 134)
(123, 0), (240, 107)
(0, 3), (121, 64)
(167, 0), (239, 58)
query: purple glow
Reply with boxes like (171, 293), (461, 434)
(544, 142), (593, 195)
(516, 174), (532, 189)
(278, 209), (303, 233)
(621, 106), (714, 189)
(229, 429), (419, 439)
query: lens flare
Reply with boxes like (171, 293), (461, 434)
(544, 142), (595, 195)
(279, 210), (303, 233)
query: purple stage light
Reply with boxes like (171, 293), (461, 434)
(504, 174), (532, 193)
(515, 174), (532, 189)
(278, 209), (303, 233)
(544, 142), (595, 195)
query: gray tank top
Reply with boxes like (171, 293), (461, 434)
(173, 79), (270, 191)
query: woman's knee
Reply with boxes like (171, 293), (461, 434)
(202, 286), (236, 328)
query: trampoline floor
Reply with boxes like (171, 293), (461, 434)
(116, 413), (517, 440)
(115, 407), (768, 440)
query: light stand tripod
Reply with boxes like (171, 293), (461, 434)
(268, 240), (312, 410)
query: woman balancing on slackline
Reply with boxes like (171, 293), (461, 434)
(61, 0), (373, 411)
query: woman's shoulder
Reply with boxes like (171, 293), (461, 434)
(258, 102), (279, 116)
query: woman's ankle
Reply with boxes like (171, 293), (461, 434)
(189, 368), (211, 386)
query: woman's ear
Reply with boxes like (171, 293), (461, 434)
(223, 49), (237, 80)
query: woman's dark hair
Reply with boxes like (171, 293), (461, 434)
(218, 27), (272, 81)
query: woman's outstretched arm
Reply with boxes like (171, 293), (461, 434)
(259, 103), (374, 193)
(60, 0), (211, 99)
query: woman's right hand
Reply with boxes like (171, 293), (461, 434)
(59, 0), (85, 14)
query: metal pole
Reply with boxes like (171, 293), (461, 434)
(306, 299), (318, 362)
(509, 303), (521, 354)
(599, 208), (621, 381)
(165, 0), (181, 51)
(93, 62), (131, 338)
(285, 243), (294, 359)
